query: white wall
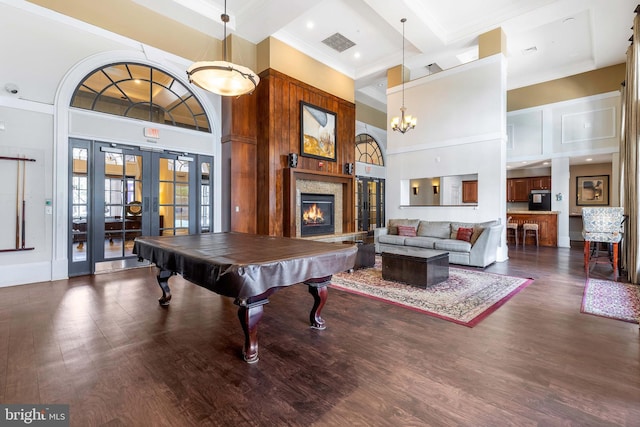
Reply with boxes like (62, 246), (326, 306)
(0, 103), (55, 285)
(0, 1), (222, 286)
(507, 91), (621, 247)
(507, 92), (620, 162)
(386, 54), (508, 262)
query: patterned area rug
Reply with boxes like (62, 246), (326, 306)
(331, 258), (533, 327)
(581, 279), (640, 324)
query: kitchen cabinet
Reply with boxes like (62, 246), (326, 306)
(507, 176), (551, 202)
(507, 178), (530, 202)
(462, 180), (478, 203)
(529, 176), (551, 190)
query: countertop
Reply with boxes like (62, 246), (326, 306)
(507, 210), (559, 215)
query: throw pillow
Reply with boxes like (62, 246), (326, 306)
(387, 219), (420, 235)
(470, 226), (485, 245)
(456, 227), (473, 242)
(450, 222), (474, 239)
(397, 225), (417, 237)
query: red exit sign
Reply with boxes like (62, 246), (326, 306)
(144, 127), (160, 139)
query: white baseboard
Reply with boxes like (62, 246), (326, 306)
(0, 261), (53, 288)
(557, 236), (571, 248)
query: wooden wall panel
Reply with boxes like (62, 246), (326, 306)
(222, 93), (257, 233)
(239, 68), (356, 237)
(229, 140), (256, 233)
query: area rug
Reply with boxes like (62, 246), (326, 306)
(581, 279), (640, 324)
(330, 259), (533, 327)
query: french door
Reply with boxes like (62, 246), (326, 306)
(355, 177), (385, 232)
(69, 138), (213, 276)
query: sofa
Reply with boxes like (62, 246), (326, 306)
(374, 219), (503, 268)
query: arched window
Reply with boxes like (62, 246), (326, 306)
(71, 62), (210, 132)
(355, 134), (384, 166)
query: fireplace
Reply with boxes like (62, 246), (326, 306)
(300, 193), (335, 236)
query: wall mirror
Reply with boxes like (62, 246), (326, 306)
(405, 174), (478, 206)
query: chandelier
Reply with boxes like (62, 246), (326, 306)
(390, 18), (416, 134)
(186, 0), (260, 96)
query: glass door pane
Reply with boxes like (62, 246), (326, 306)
(356, 178), (365, 231)
(200, 160), (212, 232)
(103, 152), (145, 259)
(368, 180), (378, 231)
(71, 146), (89, 266)
(379, 179), (385, 229)
(124, 155), (143, 257)
(158, 156), (191, 236)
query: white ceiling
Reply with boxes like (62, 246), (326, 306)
(132, 0), (637, 112)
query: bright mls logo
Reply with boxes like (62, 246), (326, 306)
(0, 405), (69, 426)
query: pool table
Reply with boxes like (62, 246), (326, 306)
(133, 232), (357, 363)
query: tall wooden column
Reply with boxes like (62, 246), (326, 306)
(222, 95), (258, 234)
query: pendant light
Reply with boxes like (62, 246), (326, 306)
(390, 18), (416, 134)
(186, 0), (259, 96)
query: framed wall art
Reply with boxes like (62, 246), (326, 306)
(576, 175), (609, 206)
(300, 101), (337, 161)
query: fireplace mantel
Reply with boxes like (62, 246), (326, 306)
(283, 167), (354, 237)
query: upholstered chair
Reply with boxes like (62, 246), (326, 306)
(581, 207), (624, 281)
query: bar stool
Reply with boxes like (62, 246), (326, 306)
(522, 222), (539, 246)
(506, 216), (519, 246)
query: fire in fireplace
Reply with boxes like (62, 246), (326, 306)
(300, 193), (335, 236)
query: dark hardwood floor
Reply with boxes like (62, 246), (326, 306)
(0, 244), (638, 426)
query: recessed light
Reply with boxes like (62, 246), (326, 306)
(306, 21), (314, 29)
(586, 158), (593, 162)
(521, 161), (528, 164)
(522, 46), (538, 55)
(354, 52), (361, 59)
(563, 17), (575, 24)
(543, 162), (549, 165)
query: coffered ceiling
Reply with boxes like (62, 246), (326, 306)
(130, 0), (637, 112)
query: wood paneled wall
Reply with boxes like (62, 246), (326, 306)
(222, 95), (258, 233)
(224, 69), (356, 236)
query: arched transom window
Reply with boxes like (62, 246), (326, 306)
(71, 62), (210, 133)
(355, 133), (384, 166)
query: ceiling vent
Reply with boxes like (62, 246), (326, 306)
(322, 33), (356, 53)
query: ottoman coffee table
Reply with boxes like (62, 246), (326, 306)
(381, 248), (449, 288)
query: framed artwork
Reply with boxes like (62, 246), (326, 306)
(300, 101), (337, 161)
(576, 175), (609, 206)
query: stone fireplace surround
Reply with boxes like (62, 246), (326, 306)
(284, 168), (355, 238)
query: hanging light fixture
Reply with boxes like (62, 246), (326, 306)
(390, 18), (417, 134)
(186, 0), (259, 96)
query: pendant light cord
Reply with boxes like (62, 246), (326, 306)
(401, 18), (406, 109)
(222, 0), (229, 61)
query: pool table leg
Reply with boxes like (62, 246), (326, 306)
(236, 299), (269, 364)
(156, 269), (173, 306)
(305, 276), (332, 330)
